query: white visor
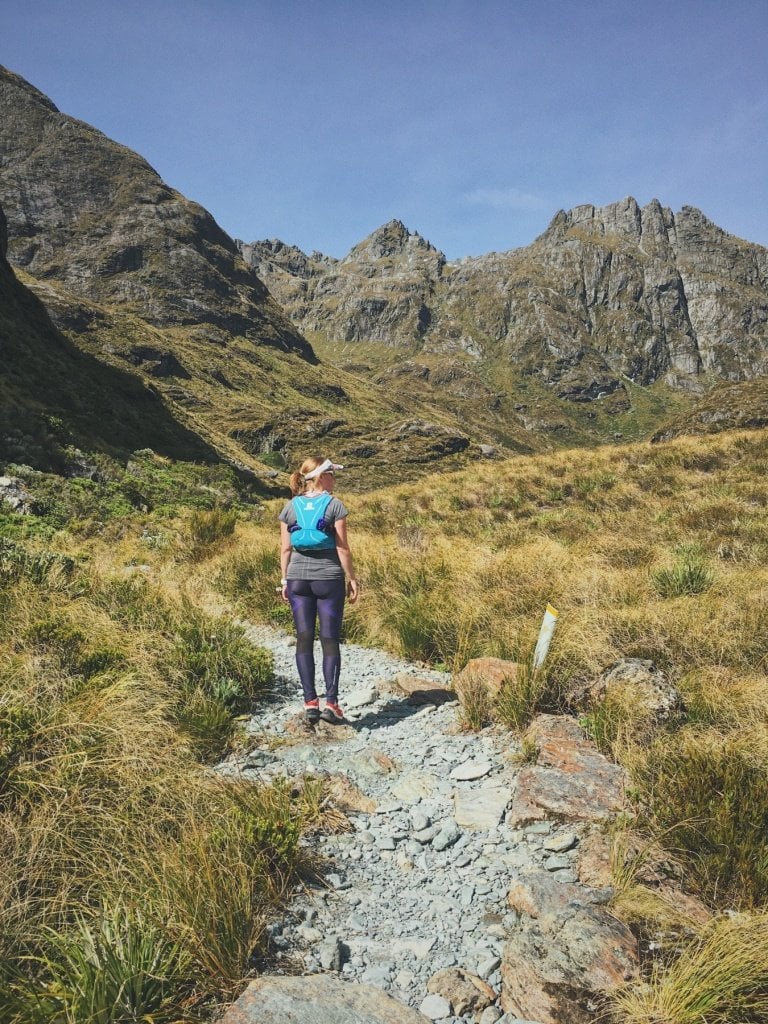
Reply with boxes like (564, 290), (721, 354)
(303, 458), (344, 480)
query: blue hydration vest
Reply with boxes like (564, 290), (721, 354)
(288, 493), (336, 551)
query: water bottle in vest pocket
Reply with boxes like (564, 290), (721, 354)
(288, 493), (336, 551)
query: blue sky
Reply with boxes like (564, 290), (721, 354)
(2, 0), (767, 259)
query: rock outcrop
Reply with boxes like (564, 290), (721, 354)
(221, 974), (431, 1024)
(242, 220), (444, 347)
(0, 64), (312, 358)
(242, 197), (768, 402)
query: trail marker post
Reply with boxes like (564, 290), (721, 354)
(533, 604), (559, 670)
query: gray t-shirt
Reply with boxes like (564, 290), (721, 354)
(279, 495), (349, 580)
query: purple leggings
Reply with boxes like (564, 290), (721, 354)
(286, 578), (346, 704)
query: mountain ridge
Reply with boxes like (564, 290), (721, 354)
(241, 196), (768, 406)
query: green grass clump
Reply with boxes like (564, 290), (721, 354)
(5, 906), (190, 1024)
(172, 605), (273, 714)
(493, 656), (562, 732)
(652, 545), (715, 598)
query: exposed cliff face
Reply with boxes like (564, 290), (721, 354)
(0, 65), (312, 358)
(242, 220), (444, 347)
(242, 197), (768, 402)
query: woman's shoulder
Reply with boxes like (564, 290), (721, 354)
(278, 499), (295, 521)
(328, 495), (348, 517)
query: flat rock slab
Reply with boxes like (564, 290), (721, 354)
(345, 686), (379, 708)
(508, 715), (626, 825)
(454, 786), (510, 829)
(451, 759), (493, 781)
(221, 975), (431, 1024)
(389, 770), (439, 802)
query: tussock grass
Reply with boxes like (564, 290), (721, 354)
(0, 533), (321, 1019)
(224, 428), (768, 920)
(611, 913), (768, 1024)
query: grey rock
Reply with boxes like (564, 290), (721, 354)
(477, 956), (501, 979)
(453, 786), (510, 829)
(0, 476), (34, 514)
(318, 938), (347, 971)
(419, 993), (452, 1020)
(413, 825), (440, 845)
(345, 685), (380, 708)
(432, 824), (461, 852)
(220, 975), (431, 1023)
(544, 855), (572, 872)
(543, 832), (578, 853)
(450, 759), (493, 781)
(590, 658), (681, 724)
(361, 963), (392, 985)
(390, 771), (439, 802)
(411, 809), (432, 832)
(552, 868), (579, 884)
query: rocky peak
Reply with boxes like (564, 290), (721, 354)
(238, 238), (333, 280)
(538, 196), (676, 250)
(344, 219), (445, 272)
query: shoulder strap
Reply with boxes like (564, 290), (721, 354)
(292, 493), (332, 528)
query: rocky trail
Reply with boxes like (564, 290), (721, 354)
(217, 626), (642, 1024)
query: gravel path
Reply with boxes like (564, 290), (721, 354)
(217, 624), (572, 1024)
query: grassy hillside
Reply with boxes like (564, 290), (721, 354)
(1, 426), (766, 1021)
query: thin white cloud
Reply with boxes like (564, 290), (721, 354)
(464, 187), (550, 212)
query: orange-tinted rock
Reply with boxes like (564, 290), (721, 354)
(502, 867), (638, 1024)
(508, 715), (626, 825)
(391, 674), (457, 705)
(452, 658), (520, 704)
(426, 967), (496, 1016)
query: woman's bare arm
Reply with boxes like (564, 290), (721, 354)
(335, 517), (359, 603)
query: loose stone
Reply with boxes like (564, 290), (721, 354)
(419, 993), (452, 1019)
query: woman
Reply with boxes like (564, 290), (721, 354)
(279, 456), (360, 723)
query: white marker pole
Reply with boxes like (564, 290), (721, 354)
(533, 604), (559, 670)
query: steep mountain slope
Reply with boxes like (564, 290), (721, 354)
(0, 204), (221, 471)
(0, 65), (310, 356)
(242, 198), (768, 411)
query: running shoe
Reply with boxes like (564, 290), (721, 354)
(320, 701), (345, 724)
(304, 699), (320, 724)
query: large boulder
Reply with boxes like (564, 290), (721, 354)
(220, 975), (431, 1024)
(501, 867), (638, 1024)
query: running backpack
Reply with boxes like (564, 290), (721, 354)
(288, 493), (336, 552)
